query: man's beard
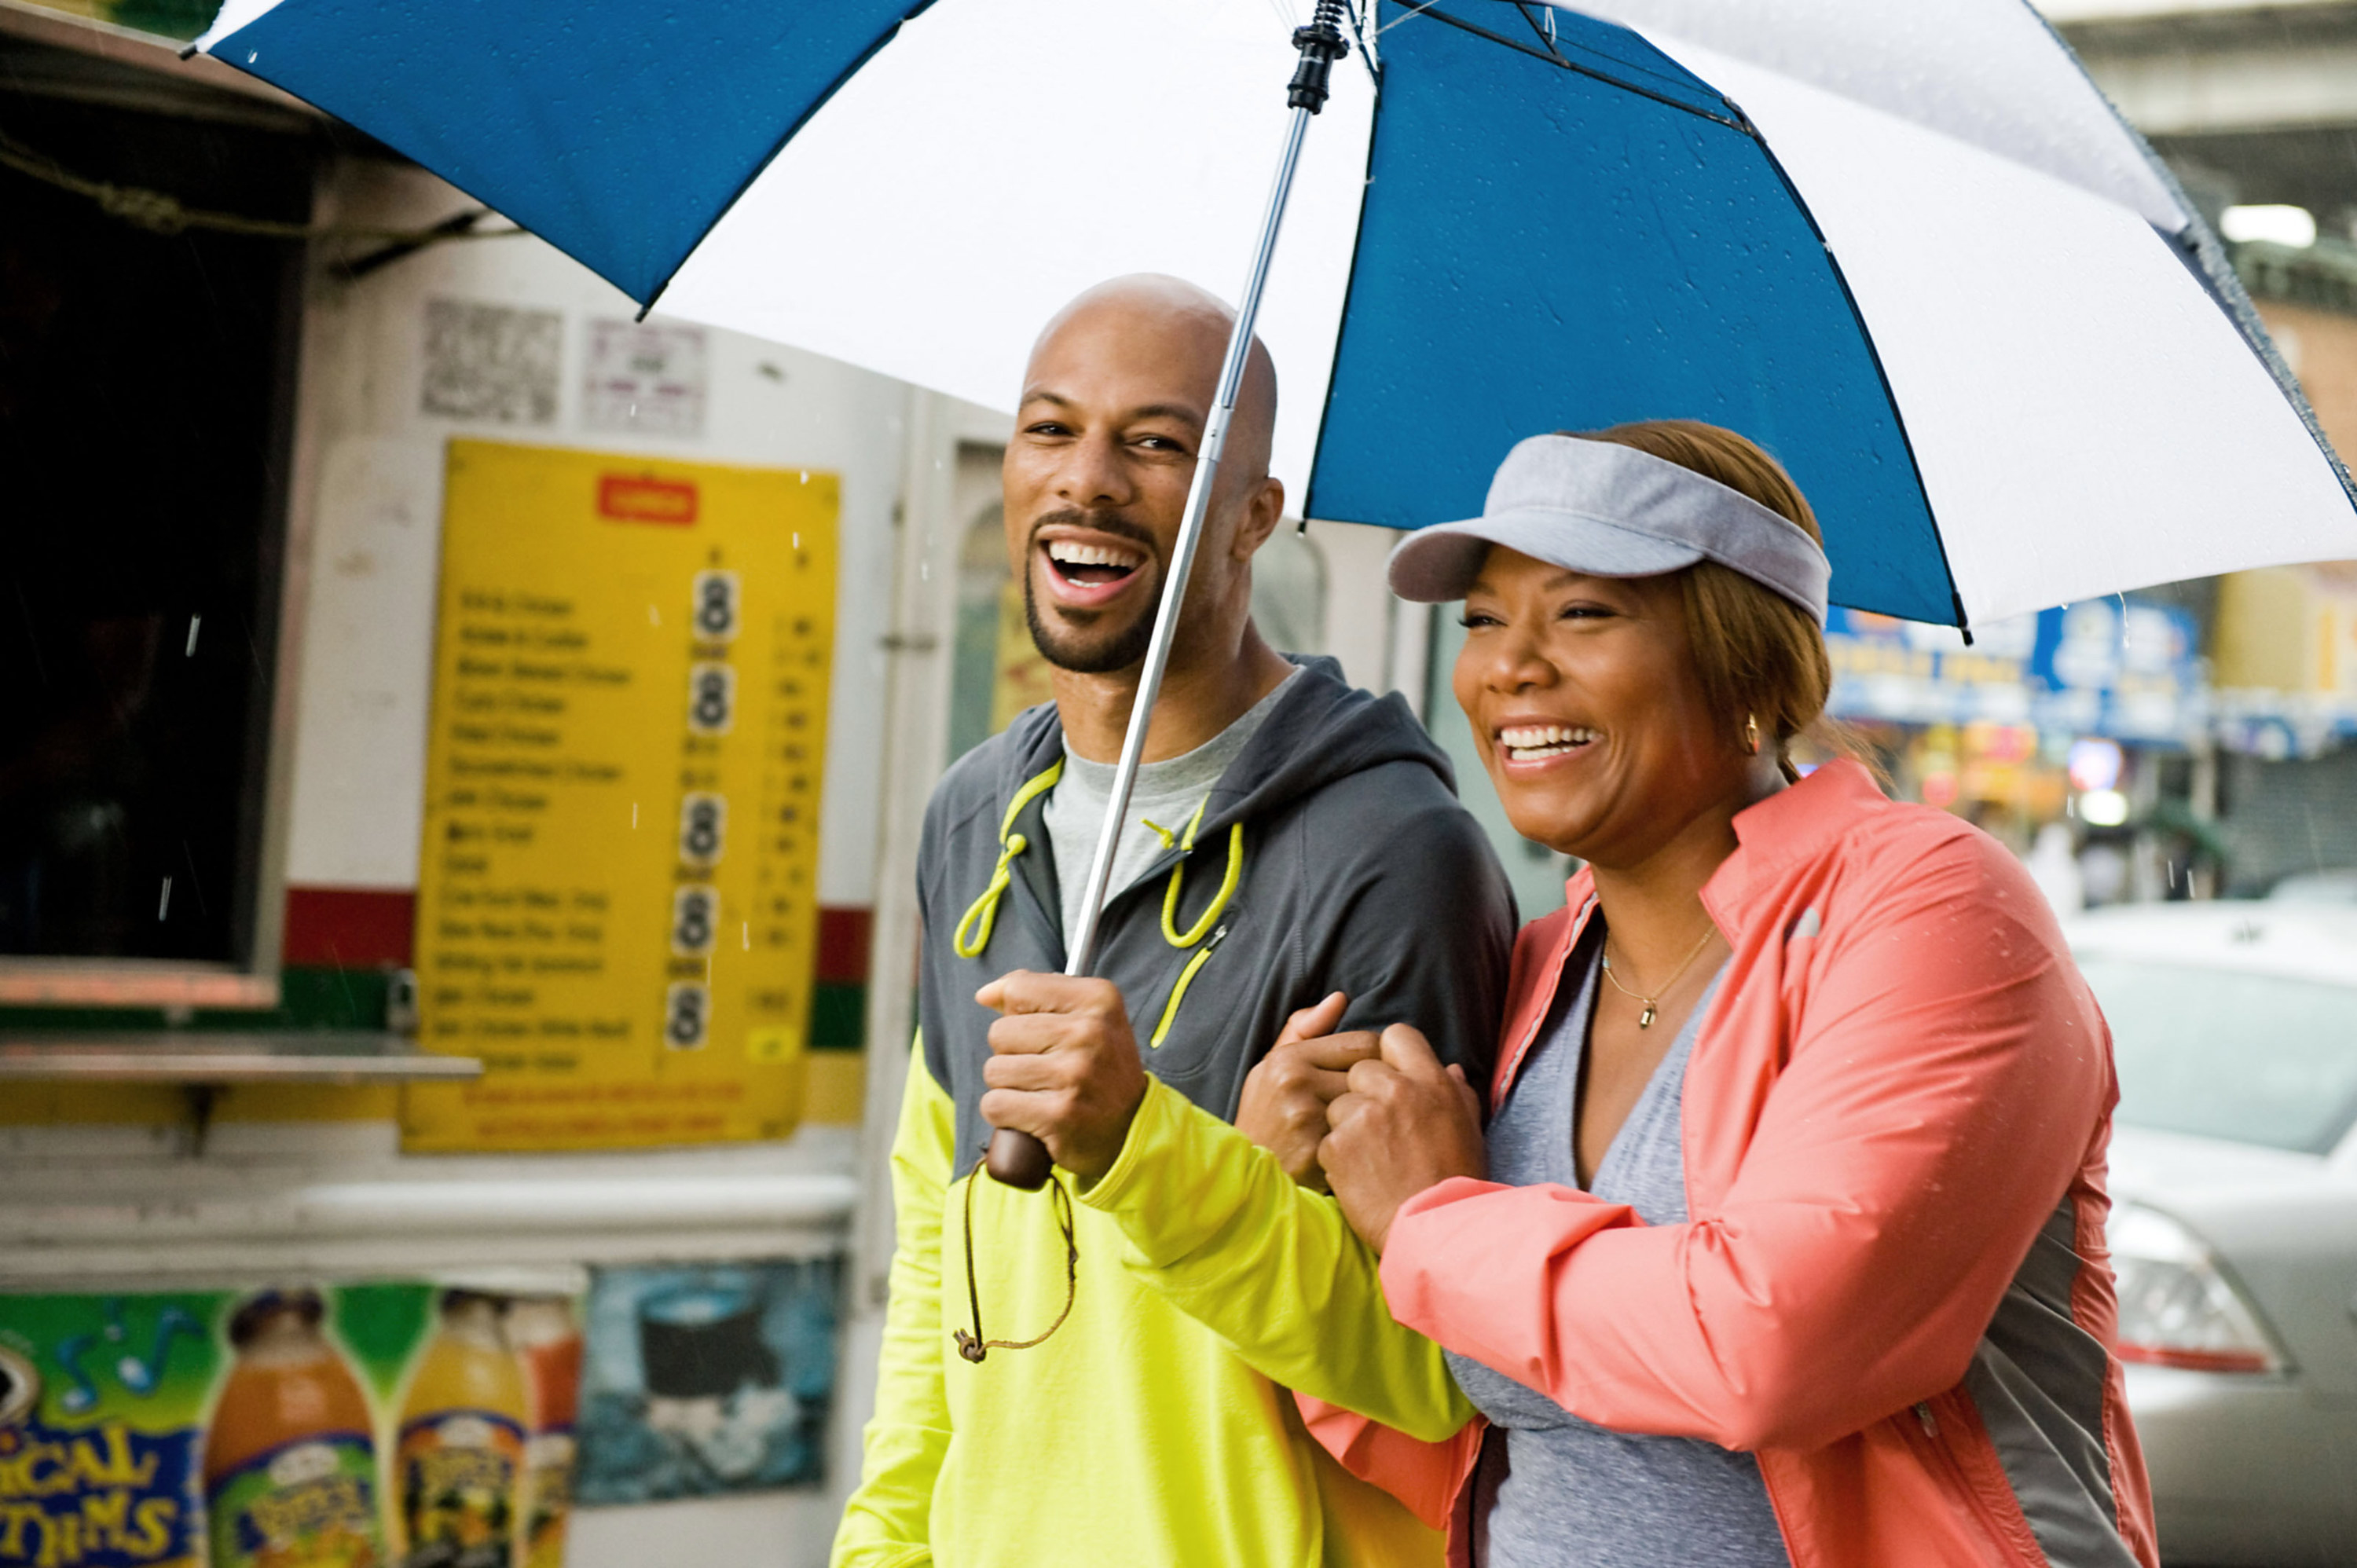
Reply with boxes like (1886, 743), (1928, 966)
(1022, 510), (1166, 675)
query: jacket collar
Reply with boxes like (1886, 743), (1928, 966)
(1701, 757), (1884, 933)
(1552, 757), (1884, 951)
(1499, 759), (1884, 1103)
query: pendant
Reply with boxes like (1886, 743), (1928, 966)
(1638, 1001), (1657, 1029)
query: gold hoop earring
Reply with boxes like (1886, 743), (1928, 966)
(1744, 714), (1761, 756)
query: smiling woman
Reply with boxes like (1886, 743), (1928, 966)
(1156, 422), (2166, 1568)
(1431, 423), (1838, 827)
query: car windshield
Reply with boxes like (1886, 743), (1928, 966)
(2076, 957), (2357, 1155)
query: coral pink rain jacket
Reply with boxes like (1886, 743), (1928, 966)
(1302, 760), (2159, 1568)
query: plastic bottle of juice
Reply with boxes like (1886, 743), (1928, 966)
(395, 1291), (527, 1568)
(504, 1297), (582, 1568)
(203, 1289), (386, 1568)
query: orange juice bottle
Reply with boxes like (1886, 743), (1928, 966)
(395, 1291), (526, 1568)
(203, 1289), (386, 1568)
(504, 1297), (582, 1568)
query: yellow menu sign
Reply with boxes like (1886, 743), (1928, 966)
(404, 439), (837, 1151)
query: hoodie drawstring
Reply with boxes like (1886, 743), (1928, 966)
(957, 767), (1245, 1046)
(1157, 797), (1243, 949)
(1144, 799), (1244, 1047)
(951, 760), (1063, 960)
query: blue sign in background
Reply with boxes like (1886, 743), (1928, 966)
(1827, 599), (2204, 743)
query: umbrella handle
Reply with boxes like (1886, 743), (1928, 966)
(980, 0), (1350, 1191)
(985, 1127), (1054, 1190)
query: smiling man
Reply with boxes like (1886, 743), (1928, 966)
(831, 276), (1516, 1568)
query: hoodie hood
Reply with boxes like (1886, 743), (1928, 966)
(992, 654), (1457, 852)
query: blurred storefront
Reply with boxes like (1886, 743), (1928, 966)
(0, 9), (955, 1564)
(1824, 594), (2223, 905)
(1817, 562), (2357, 905)
(2204, 239), (2357, 895)
(2207, 561), (2357, 891)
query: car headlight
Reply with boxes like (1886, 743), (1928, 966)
(2106, 1202), (2286, 1375)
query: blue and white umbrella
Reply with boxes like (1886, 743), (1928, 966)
(194, 0), (2355, 628)
(195, 0), (2357, 1180)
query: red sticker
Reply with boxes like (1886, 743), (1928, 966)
(598, 474), (698, 526)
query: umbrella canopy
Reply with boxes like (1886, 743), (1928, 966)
(196, 0), (2356, 628)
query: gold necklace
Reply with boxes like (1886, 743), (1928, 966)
(1600, 924), (1719, 1029)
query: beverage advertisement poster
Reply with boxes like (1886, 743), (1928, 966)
(572, 1261), (838, 1504)
(405, 440), (838, 1152)
(0, 1281), (583, 1568)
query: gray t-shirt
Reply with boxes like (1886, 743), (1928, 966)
(1043, 667), (1299, 949)
(1444, 924), (1789, 1568)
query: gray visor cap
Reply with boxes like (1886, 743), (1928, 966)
(1387, 434), (1831, 625)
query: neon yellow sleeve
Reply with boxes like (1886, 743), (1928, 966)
(830, 1046), (955, 1568)
(1079, 1075), (1473, 1443)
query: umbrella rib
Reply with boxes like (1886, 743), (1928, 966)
(1342, 0), (1383, 89)
(1371, 0), (1449, 38)
(1512, 2), (1568, 67)
(1402, 4), (1747, 134)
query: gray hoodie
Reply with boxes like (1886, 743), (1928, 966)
(918, 655), (1517, 1177)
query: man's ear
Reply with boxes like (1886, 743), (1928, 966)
(1231, 476), (1287, 562)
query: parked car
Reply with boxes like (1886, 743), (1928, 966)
(2269, 868), (2357, 905)
(2064, 903), (2357, 1566)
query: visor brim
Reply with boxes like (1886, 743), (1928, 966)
(1387, 510), (1706, 603)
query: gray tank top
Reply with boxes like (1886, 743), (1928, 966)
(1442, 925), (1791, 1567)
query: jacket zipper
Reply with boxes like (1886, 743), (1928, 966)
(1149, 922), (1230, 1047)
(1904, 1394), (2044, 1568)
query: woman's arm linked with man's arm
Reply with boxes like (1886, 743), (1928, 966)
(1067, 804), (1514, 1452)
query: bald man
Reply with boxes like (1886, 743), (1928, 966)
(834, 277), (1514, 1568)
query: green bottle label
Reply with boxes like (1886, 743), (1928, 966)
(206, 1430), (385, 1568)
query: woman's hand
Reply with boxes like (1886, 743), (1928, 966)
(1237, 991), (1382, 1190)
(1320, 1024), (1486, 1254)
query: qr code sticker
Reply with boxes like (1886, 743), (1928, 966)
(421, 299), (563, 423)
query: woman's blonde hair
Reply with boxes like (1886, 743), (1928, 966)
(1567, 419), (1835, 782)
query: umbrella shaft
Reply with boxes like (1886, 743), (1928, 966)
(1063, 102), (1315, 980)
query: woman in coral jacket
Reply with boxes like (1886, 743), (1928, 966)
(1291, 421), (2157, 1567)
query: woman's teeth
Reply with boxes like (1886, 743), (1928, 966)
(1499, 724), (1599, 760)
(1046, 540), (1143, 583)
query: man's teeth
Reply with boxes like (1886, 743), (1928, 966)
(1046, 541), (1142, 570)
(1499, 724), (1599, 759)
